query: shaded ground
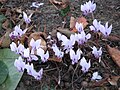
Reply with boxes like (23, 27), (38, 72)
(1, 0), (120, 90)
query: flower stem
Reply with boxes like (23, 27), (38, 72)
(91, 12), (95, 20)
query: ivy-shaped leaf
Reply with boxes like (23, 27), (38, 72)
(0, 61), (9, 85)
(0, 49), (23, 90)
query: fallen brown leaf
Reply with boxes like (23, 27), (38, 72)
(0, 0), (7, 3)
(107, 45), (120, 67)
(28, 32), (47, 51)
(57, 27), (75, 37)
(70, 16), (76, 29)
(61, 0), (69, 8)
(77, 17), (88, 28)
(0, 29), (11, 48)
(108, 76), (120, 86)
(108, 35), (120, 42)
(2, 19), (10, 30)
(50, 0), (62, 5)
(48, 56), (62, 62)
(71, 17), (88, 33)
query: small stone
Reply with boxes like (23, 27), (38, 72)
(81, 81), (88, 87)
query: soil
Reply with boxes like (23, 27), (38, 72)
(1, 0), (120, 90)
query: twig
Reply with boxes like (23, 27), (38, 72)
(44, 67), (57, 72)
(49, 0), (59, 10)
(72, 61), (80, 89)
(91, 12), (95, 20)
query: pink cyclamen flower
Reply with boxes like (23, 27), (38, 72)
(14, 56), (25, 72)
(81, 0), (96, 15)
(70, 49), (82, 65)
(75, 31), (91, 45)
(75, 22), (83, 33)
(92, 46), (102, 59)
(100, 22), (112, 37)
(89, 19), (102, 32)
(23, 11), (33, 24)
(91, 72), (102, 81)
(80, 57), (91, 73)
(37, 48), (49, 63)
(52, 44), (64, 58)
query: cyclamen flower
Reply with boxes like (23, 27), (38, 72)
(80, 57), (91, 73)
(30, 38), (42, 54)
(92, 46), (102, 59)
(57, 32), (75, 53)
(75, 31), (91, 45)
(89, 19), (102, 32)
(23, 12), (33, 24)
(31, 2), (44, 8)
(37, 48), (49, 63)
(9, 25), (27, 39)
(70, 49), (82, 65)
(75, 22), (83, 33)
(14, 56), (25, 72)
(91, 72), (102, 80)
(52, 44), (64, 58)
(10, 42), (25, 55)
(25, 63), (43, 80)
(81, 0), (96, 15)
(100, 22), (112, 37)
(23, 48), (38, 61)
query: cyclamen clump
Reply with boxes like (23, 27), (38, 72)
(10, 0), (113, 81)
(90, 19), (112, 37)
(81, 0), (96, 15)
(9, 25), (27, 40)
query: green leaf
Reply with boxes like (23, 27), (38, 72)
(59, 5), (70, 17)
(0, 49), (23, 90)
(0, 61), (9, 85)
(0, 14), (6, 22)
(0, 14), (6, 30)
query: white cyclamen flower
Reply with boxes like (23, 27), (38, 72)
(100, 22), (112, 37)
(91, 72), (102, 80)
(81, 0), (96, 15)
(75, 22), (84, 33)
(75, 31), (91, 45)
(57, 32), (75, 53)
(23, 48), (30, 58)
(31, 2), (44, 8)
(37, 48), (49, 63)
(92, 46), (102, 59)
(52, 44), (64, 58)
(23, 11), (33, 24)
(14, 56), (25, 72)
(30, 38), (42, 53)
(89, 19), (102, 32)
(10, 42), (25, 55)
(70, 49), (82, 65)
(9, 25), (27, 39)
(80, 57), (91, 73)
(23, 48), (38, 61)
(25, 63), (43, 80)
